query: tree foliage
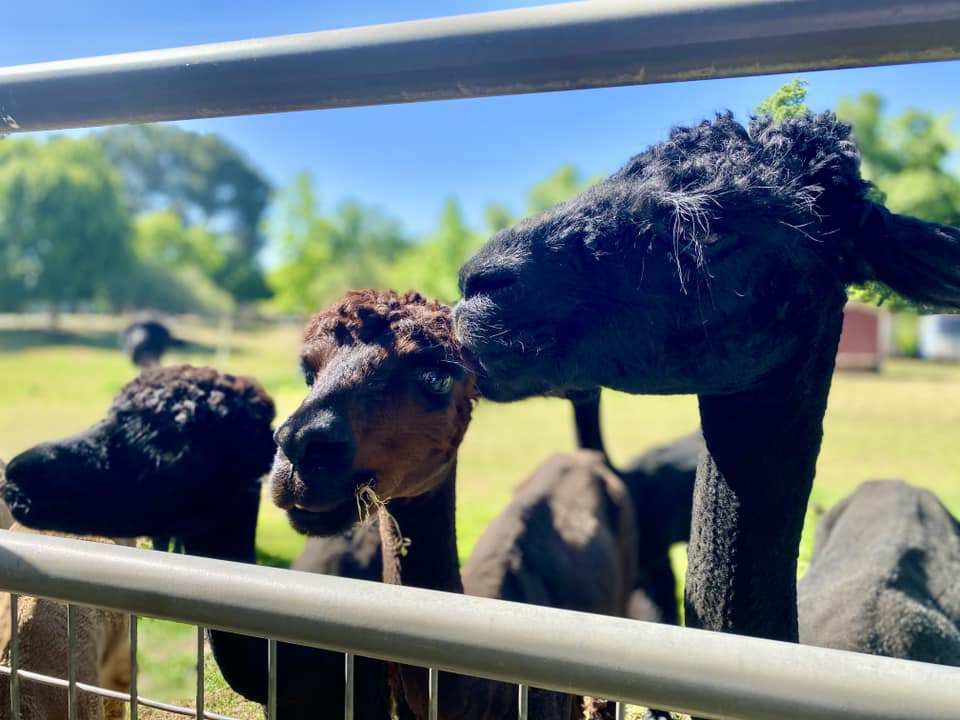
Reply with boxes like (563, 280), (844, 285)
(96, 124), (273, 301)
(754, 78), (811, 121)
(526, 164), (591, 214)
(267, 173), (408, 315)
(838, 92), (960, 225)
(755, 82), (960, 312)
(837, 92), (960, 310)
(388, 198), (480, 305)
(0, 136), (132, 317)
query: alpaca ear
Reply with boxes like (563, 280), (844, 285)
(855, 202), (960, 311)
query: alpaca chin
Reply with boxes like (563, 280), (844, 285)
(285, 500), (359, 537)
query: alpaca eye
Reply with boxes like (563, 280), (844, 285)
(419, 369), (453, 395)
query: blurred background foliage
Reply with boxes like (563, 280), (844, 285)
(0, 82), (957, 338)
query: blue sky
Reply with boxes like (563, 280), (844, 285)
(3, 0), (959, 238)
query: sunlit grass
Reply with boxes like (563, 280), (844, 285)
(1, 314), (958, 716)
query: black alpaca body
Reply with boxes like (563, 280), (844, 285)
(120, 317), (185, 369)
(456, 111), (960, 663)
(1, 366), (392, 719)
(569, 394), (701, 625)
(799, 480), (960, 665)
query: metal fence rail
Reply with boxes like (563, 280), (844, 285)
(0, 531), (959, 720)
(2, 0), (960, 133)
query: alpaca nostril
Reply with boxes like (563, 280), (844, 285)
(279, 409), (355, 471)
(299, 439), (354, 473)
(462, 266), (518, 299)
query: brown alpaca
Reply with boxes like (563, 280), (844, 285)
(272, 289), (636, 720)
(0, 524), (131, 720)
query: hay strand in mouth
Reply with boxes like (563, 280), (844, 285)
(356, 484), (411, 557)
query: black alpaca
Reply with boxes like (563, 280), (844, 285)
(1, 365), (392, 719)
(456, 112), (960, 654)
(120, 316), (185, 369)
(799, 480), (960, 665)
(570, 392), (700, 625)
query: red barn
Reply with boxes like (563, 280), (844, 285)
(835, 302), (890, 372)
(837, 302), (890, 372)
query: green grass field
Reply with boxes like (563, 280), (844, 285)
(1, 313), (958, 717)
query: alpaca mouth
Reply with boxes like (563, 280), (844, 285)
(284, 472), (378, 537)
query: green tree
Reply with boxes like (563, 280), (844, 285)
(105, 209), (234, 315)
(482, 164), (595, 239)
(96, 124), (273, 302)
(754, 78), (811, 121)
(389, 198), (479, 304)
(837, 92), (960, 309)
(132, 210), (226, 276)
(526, 164), (592, 214)
(267, 172), (408, 315)
(838, 92), (960, 224)
(0, 136), (132, 325)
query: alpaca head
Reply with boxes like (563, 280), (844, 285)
(272, 289), (478, 537)
(456, 112), (960, 401)
(2, 365), (276, 538)
(121, 317), (185, 369)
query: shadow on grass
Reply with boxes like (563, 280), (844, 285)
(0, 328), (222, 357)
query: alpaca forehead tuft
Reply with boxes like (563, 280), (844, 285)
(605, 111), (869, 228)
(301, 289), (459, 363)
(109, 364), (275, 430)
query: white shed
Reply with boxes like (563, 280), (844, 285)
(919, 315), (960, 361)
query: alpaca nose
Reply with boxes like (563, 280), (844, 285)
(274, 409), (355, 474)
(459, 260), (519, 299)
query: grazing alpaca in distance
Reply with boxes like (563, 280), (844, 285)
(456, 112), (960, 655)
(1, 365), (392, 720)
(799, 480), (960, 665)
(120, 316), (185, 369)
(272, 289), (636, 720)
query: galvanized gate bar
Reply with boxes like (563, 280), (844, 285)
(195, 626), (205, 719)
(8, 594), (19, 720)
(130, 615), (138, 720)
(0, 532), (957, 720)
(2, 0), (960, 133)
(66, 603), (77, 720)
(343, 652), (354, 720)
(267, 639), (277, 720)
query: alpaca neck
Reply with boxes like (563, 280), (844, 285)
(383, 464), (519, 720)
(180, 481), (260, 563)
(685, 318), (842, 643)
(569, 391), (606, 456)
(379, 462), (462, 594)
(199, 481), (392, 717)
